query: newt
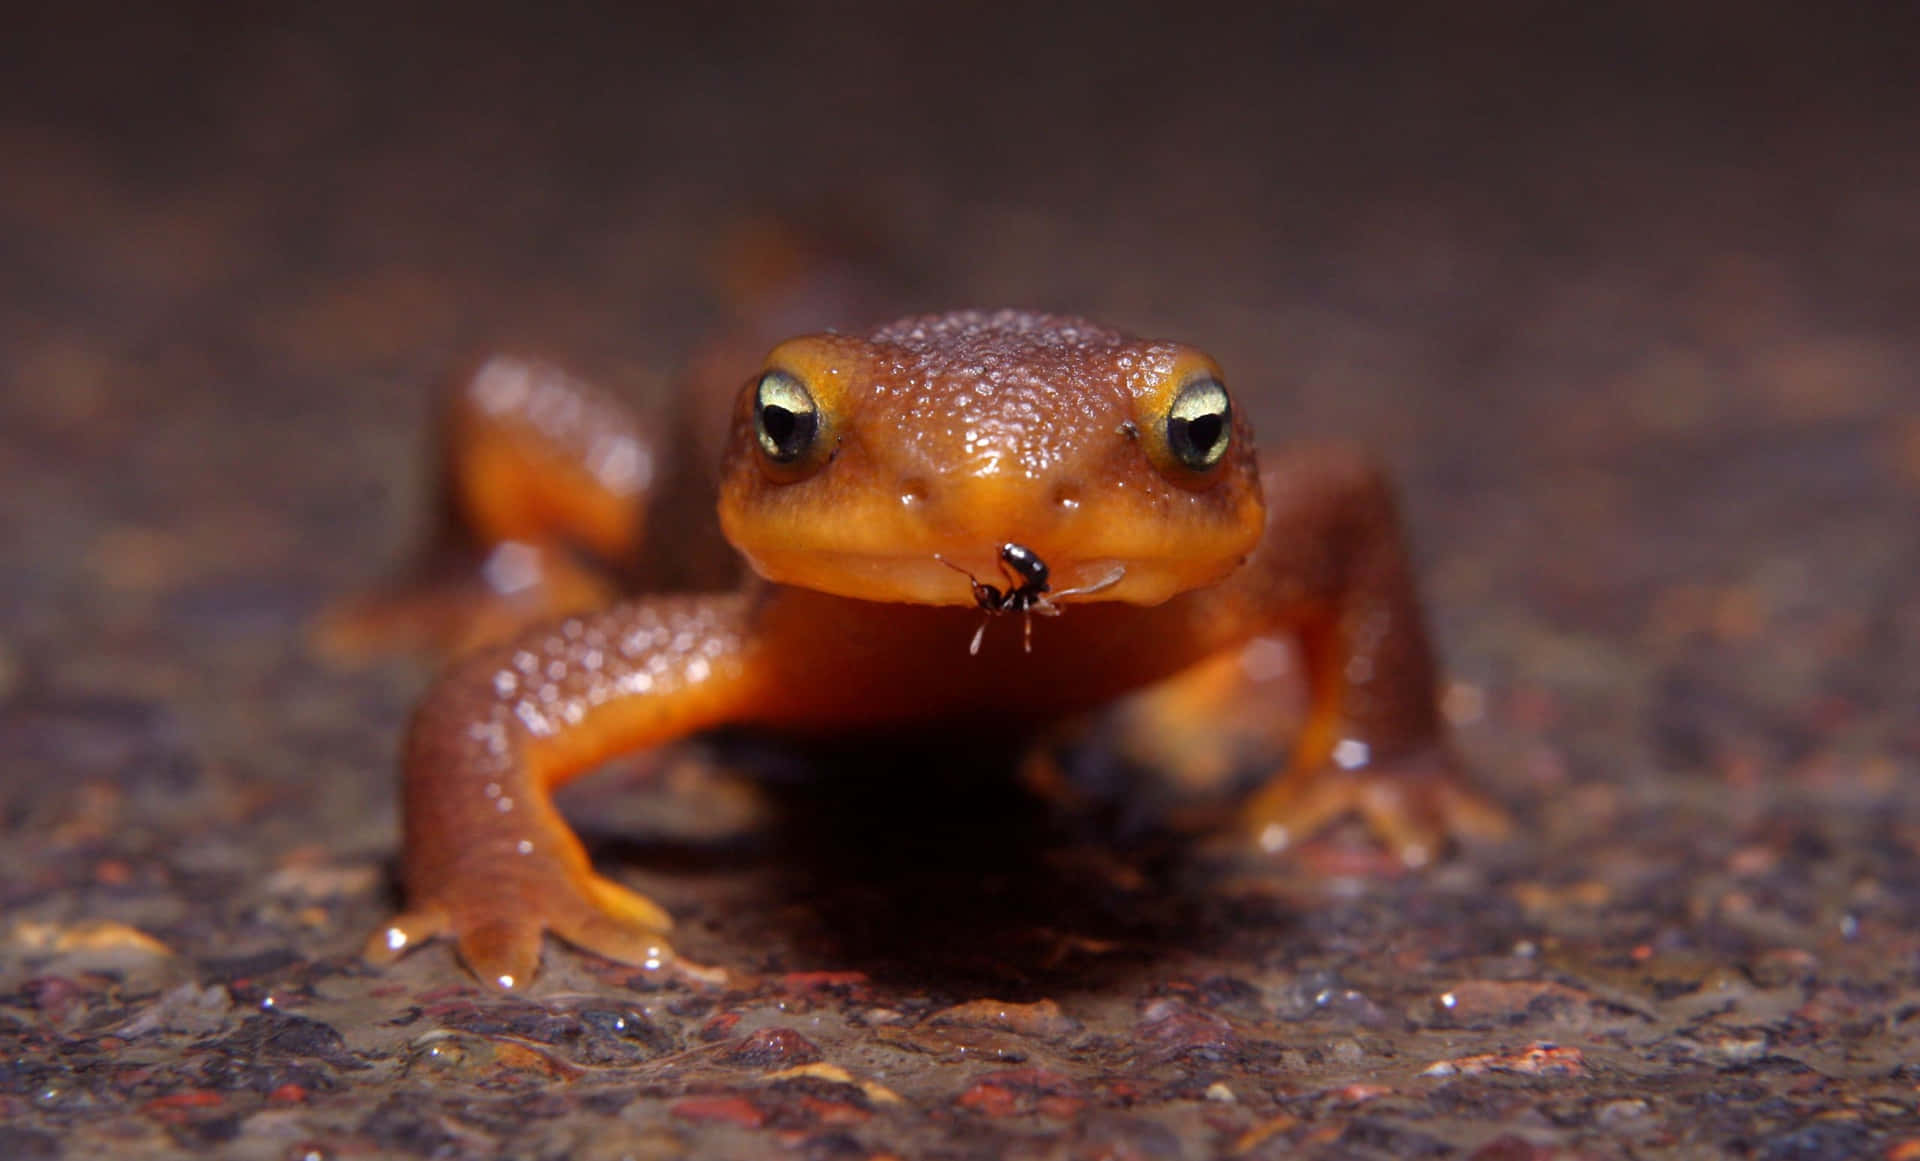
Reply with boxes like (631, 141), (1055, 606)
(347, 308), (1504, 989)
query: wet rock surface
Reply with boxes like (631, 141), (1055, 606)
(4, 3), (1919, 1157)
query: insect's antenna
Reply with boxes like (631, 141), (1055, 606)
(937, 556), (994, 655)
(933, 553), (977, 582)
(934, 553), (995, 609)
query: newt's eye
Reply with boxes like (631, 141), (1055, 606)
(753, 370), (819, 464)
(1165, 377), (1232, 471)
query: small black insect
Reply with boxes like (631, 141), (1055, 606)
(936, 542), (1125, 654)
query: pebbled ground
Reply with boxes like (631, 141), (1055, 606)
(3, 4), (1919, 1158)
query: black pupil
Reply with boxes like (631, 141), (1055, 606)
(1182, 413), (1223, 454)
(1171, 408), (1226, 465)
(762, 404), (797, 446)
(759, 401), (815, 459)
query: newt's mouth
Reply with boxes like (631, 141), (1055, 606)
(731, 538), (1219, 609)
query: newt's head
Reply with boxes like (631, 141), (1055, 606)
(718, 310), (1265, 607)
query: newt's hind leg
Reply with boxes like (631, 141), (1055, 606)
(316, 356), (655, 659)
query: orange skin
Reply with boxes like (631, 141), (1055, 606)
(350, 310), (1504, 990)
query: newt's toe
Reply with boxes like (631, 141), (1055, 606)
(363, 906), (450, 965)
(583, 873), (675, 933)
(456, 916), (546, 992)
(1241, 749), (1507, 867)
(554, 881), (677, 971)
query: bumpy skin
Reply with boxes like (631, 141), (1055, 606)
(360, 310), (1504, 990)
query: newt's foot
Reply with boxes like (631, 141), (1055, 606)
(1239, 748), (1508, 868)
(315, 543), (616, 662)
(365, 868), (674, 991)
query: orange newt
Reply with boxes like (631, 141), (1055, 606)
(351, 309), (1504, 989)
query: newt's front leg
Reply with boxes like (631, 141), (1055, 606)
(1232, 444), (1507, 864)
(365, 594), (764, 989)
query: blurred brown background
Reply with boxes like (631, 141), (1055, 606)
(4, 3), (1919, 1158)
